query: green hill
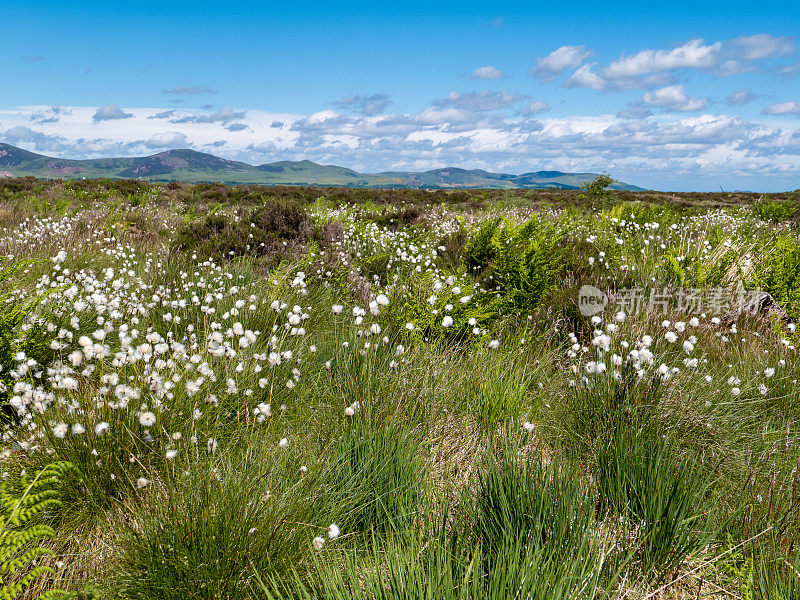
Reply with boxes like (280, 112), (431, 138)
(0, 144), (645, 190)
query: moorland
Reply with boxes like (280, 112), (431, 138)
(0, 177), (799, 599)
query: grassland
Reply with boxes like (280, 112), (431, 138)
(1, 178), (799, 599)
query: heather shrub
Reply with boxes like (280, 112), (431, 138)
(173, 201), (311, 264)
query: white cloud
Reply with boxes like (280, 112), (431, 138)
(3, 103), (800, 191)
(529, 46), (593, 82)
(780, 63), (800, 77)
(145, 132), (189, 148)
(642, 85), (708, 112)
(92, 104), (133, 122)
(762, 101), (800, 115)
(604, 39), (721, 80)
(471, 66), (504, 80)
(434, 90), (528, 111)
(163, 86), (216, 95)
(731, 34), (793, 61)
(548, 34), (795, 92)
(727, 91), (756, 106)
(524, 101), (550, 116)
(564, 64), (606, 90)
(2, 125), (66, 151)
(171, 106), (246, 124)
(333, 93), (393, 116)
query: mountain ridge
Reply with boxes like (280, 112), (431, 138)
(0, 144), (645, 190)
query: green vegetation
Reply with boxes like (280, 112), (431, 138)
(1, 462), (76, 600)
(0, 179), (798, 599)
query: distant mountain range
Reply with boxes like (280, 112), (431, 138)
(0, 143), (645, 190)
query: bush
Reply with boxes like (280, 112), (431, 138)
(752, 196), (799, 222)
(435, 221), (468, 271)
(556, 363), (664, 456)
(370, 206), (421, 229)
(580, 174), (615, 200)
(396, 216), (565, 338)
(751, 234), (800, 319)
(173, 201), (311, 264)
(463, 217), (501, 274)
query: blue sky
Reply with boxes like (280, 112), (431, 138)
(2, 1), (799, 190)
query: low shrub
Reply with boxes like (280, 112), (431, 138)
(751, 234), (800, 320)
(173, 201), (311, 264)
(752, 195), (799, 222)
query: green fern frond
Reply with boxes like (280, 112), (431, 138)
(0, 461), (77, 599)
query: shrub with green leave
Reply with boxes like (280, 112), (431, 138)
(751, 234), (800, 320)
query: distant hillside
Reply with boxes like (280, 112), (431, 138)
(0, 144), (645, 190)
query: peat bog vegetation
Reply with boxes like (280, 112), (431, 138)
(0, 177), (799, 599)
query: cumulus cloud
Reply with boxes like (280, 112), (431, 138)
(762, 101), (800, 115)
(171, 106), (246, 124)
(92, 104), (133, 122)
(1, 126), (66, 151)
(434, 90), (529, 111)
(616, 102), (653, 120)
(471, 66), (504, 80)
(727, 91), (757, 105)
(604, 39), (721, 80)
(163, 86), (217, 95)
(333, 93), (393, 116)
(29, 106), (71, 124)
(564, 64), (607, 90)
(529, 45), (593, 82)
(642, 85), (708, 112)
(148, 110), (177, 120)
(225, 123), (248, 132)
(3, 101), (800, 190)
(523, 101), (550, 116)
(144, 131), (189, 148)
(548, 34), (796, 92)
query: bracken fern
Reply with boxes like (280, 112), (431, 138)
(0, 461), (76, 600)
